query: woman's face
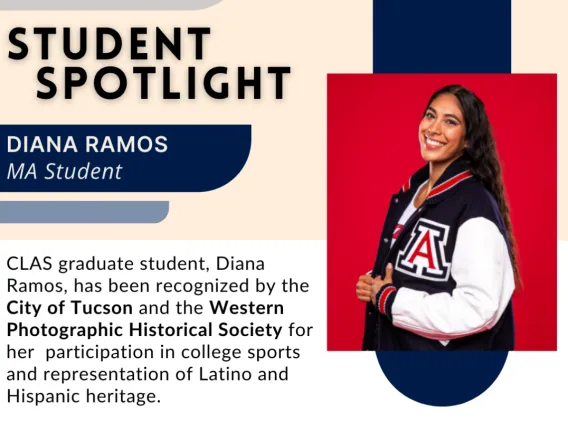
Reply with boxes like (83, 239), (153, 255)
(418, 93), (467, 164)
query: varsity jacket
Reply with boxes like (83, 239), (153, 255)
(362, 156), (515, 351)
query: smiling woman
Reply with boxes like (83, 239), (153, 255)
(355, 85), (519, 351)
(420, 94), (467, 164)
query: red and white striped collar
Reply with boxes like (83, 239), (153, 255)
(428, 170), (473, 198)
(401, 157), (474, 201)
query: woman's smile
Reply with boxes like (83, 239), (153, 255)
(424, 136), (447, 150)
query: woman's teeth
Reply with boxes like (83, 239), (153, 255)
(426, 137), (445, 148)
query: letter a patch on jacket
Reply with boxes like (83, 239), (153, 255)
(396, 218), (450, 281)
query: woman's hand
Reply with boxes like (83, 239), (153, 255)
(356, 264), (394, 304)
(356, 274), (374, 303)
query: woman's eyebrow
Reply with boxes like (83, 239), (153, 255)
(444, 113), (462, 123)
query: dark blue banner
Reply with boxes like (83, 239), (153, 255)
(0, 124), (251, 192)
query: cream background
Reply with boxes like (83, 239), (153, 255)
(512, 1), (564, 239)
(0, 1), (563, 240)
(0, 1), (372, 239)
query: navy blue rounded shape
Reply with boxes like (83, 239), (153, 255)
(0, 124), (251, 192)
(376, 351), (508, 406)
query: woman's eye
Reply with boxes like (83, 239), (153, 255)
(446, 120), (457, 126)
(425, 112), (435, 119)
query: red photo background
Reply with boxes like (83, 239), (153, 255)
(327, 74), (557, 351)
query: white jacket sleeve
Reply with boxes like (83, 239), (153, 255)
(390, 217), (515, 340)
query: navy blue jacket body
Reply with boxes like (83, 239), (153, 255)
(362, 157), (515, 351)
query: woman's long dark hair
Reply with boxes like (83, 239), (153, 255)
(425, 85), (521, 290)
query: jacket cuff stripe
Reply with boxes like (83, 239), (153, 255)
(378, 285), (397, 317)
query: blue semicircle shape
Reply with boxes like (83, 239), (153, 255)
(376, 351), (508, 406)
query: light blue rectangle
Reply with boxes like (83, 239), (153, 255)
(0, 201), (169, 223)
